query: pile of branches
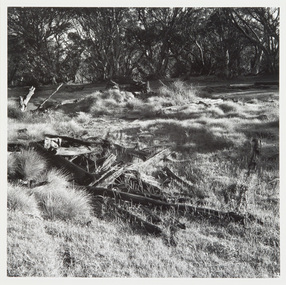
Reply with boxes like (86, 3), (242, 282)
(8, 133), (262, 243)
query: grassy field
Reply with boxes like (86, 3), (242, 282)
(6, 76), (280, 277)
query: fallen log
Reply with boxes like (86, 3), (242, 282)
(19, 86), (35, 112)
(37, 83), (63, 110)
(85, 186), (262, 224)
(30, 142), (96, 185)
(115, 186), (168, 202)
(53, 146), (95, 156)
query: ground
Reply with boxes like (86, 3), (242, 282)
(6, 75), (280, 277)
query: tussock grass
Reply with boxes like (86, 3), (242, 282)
(52, 119), (83, 137)
(31, 170), (92, 223)
(75, 111), (92, 124)
(158, 80), (198, 105)
(7, 184), (40, 216)
(8, 149), (47, 181)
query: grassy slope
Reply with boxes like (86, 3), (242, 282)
(7, 78), (280, 277)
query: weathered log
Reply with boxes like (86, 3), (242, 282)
(53, 146), (95, 156)
(115, 186), (168, 202)
(19, 86), (35, 112)
(37, 83), (63, 110)
(30, 142), (96, 185)
(85, 186), (261, 224)
(111, 203), (163, 235)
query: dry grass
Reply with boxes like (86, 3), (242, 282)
(6, 80), (280, 277)
(27, 169), (92, 223)
(8, 149), (47, 181)
(7, 210), (61, 277)
(158, 80), (198, 105)
(7, 184), (40, 216)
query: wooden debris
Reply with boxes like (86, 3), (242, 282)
(19, 86), (35, 112)
(90, 165), (126, 187)
(37, 83), (63, 110)
(85, 186), (261, 225)
(30, 142), (96, 185)
(44, 134), (92, 147)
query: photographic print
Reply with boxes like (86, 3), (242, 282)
(5, 4), (280, 278)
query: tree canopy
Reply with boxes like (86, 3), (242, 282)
(8, 7), (279, 86)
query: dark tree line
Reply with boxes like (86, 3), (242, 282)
(8, 7), (279, 86)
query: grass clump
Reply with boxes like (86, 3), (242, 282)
(158, 80), (198, 105)
(7, 184), (40, 216)
(8, 149), (47, 181)
(31, 170), (92, 223)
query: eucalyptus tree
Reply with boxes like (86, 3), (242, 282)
(8, 7), (76, 85)
(73, 8), (138, 81)
(229, 7), (279, 74)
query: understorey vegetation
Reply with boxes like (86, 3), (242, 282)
(7, 78), (279, 277)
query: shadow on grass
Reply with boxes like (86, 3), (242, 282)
(134, 121), (234, 153)
(237, 120), (279, 140)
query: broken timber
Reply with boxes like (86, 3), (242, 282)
(85, 186), (262, 225)
(37, 83), (63, 110)
(30, 142), (96, 185)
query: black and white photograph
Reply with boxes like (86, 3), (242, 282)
(1, 1), (284, 280)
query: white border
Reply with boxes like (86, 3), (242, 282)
(1, 1), (285, 285)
